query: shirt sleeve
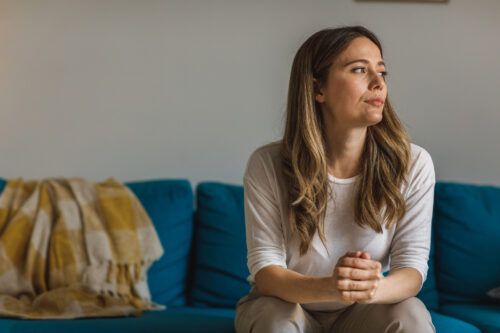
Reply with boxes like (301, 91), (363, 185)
(243, 150), (287, 284)
(389, 147), (436, 290)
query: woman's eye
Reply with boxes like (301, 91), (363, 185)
(353, 67), (388, 77)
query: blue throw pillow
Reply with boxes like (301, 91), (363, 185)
(126, 179), (194, 307)
(433, 182), (500, 304)
(189, 182), (250, 308)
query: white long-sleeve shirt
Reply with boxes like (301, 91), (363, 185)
(243, 140), (436, 311)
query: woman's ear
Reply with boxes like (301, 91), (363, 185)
(313, 78), (325, 103)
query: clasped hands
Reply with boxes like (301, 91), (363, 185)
(331, 250), (383, 305)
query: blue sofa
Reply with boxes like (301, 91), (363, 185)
(0, 178), (498, 332)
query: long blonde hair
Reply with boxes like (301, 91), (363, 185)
(281, 26), (411, 256)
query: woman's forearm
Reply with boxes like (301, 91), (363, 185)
(372, 267), (422, 304)
(255, 265), (337, 304)
(254, 265), (422, 305)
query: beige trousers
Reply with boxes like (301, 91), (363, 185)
(234, 285), (436, 333)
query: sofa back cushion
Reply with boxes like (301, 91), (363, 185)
(433, 182), (500, 304)
(0, 178), (193, 307)
(0, 179), (5, 198)
(374, 218), (438, 310)
(189, 182), (250, 308)
(126, 179), (194, 307)
(417, 217), (439, 311)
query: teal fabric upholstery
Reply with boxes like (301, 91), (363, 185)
(0, 179), (6, 195)
(0, 308), (483, 333)
(0, 308), (485, 333)
(433, 182), (500, 304)
(189, 182), (250, 307)
(417, 214), (440, 311)
(430, 310), (482, 333)
(126, 179), (194, 307)
(440, 304), (500, 333)
(1, 178), (496, 332)
(0, 308), (236, 333)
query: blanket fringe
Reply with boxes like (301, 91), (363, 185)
(105, 261), (148, 285)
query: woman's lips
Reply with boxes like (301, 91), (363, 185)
(365, 98), (384, 107)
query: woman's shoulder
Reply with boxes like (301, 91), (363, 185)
(409, 143), (432, 164)
(248, 140), (282, 159)
(405, 143), (436, 194)
(409, 143), (434, 174)
(244, 140), (282, 181)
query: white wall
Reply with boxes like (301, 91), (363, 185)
(0, 0), (498, 188)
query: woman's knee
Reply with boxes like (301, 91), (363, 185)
(387, 297), (435, 332)
(235, 295), (320, 333)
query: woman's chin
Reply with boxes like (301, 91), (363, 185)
(366, 113), (383, 126)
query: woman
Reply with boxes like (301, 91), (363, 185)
(234, 26), (436, 333)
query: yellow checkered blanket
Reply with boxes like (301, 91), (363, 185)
(0, 177), (165, 319)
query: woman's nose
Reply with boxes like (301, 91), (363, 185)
(369, 71), (385, 90)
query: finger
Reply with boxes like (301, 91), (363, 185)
(339, 257), (381, 270)
(361, 252), (371, 260)
(340, 290), (376, 302)
(335, 266), (381, 280)
(344, 250), (362, 258)
(337, 278), (378, 291)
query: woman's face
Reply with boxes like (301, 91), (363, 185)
(314, 37), (387, 128)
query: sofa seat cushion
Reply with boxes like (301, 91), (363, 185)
(439, 303), (500, 333)
(0, 307), (236, 333)
(0, 308), (480, 333)
(430, 310), (482, 333)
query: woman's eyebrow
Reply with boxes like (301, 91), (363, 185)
(343, 59), (386, 67)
